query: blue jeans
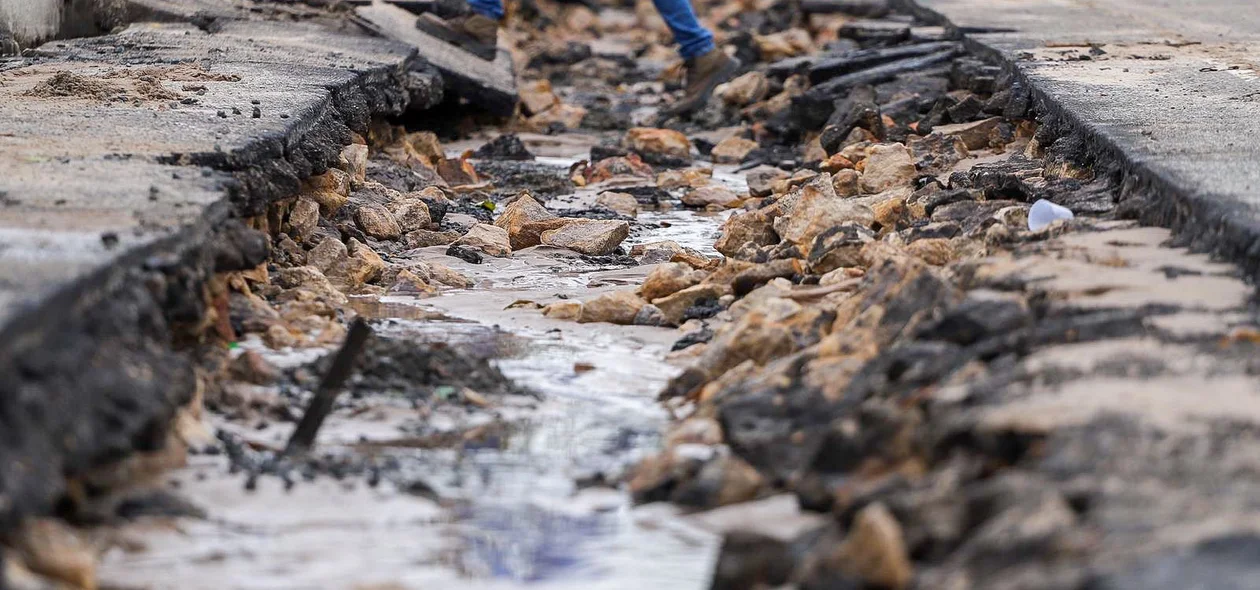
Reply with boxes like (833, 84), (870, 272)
(467, 0), (714, 59)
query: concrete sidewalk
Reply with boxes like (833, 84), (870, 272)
(907, 0), (1260, 276)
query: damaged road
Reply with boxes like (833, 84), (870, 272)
(3, 0), (1260, 589)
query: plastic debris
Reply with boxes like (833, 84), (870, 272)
(1028, 199), (1074, 231)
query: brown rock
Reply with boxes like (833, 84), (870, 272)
(746, 167), (790, 198)
(771, 169), (820, 195)
(716, 71), (770, 107)
(596, 191), (640, 217)
(653, 283), (726, 326)
(820, 153), (855, 173)
(494, 193), (557, 250)
(933, 117), (1003, 150)
(624, 127), (692, 159)
(711, 136), (759, 164)
(390, 268), (438, 295)
(657, 167), (713, 190)
(338, 143), (368, 182)
(404, 229), (460, 248)
(304, 167), (352, 195)
(541, 219), (630, 255)
(641, 262), (707, 301)
(528, 102), (588, 130)
(860, 143), (916, 194)
(520, 218), (578, 248)
(754, 30), (814, 61)
(715, 209), (779, 258)
(406, 131), (445, 167)
(543, 300), (583, 321)
(672, 249), (720, 271)
(288, 197), (320, 241)
(354, 204), (403, 240)
(586, 154), (655, 183)
(831, 503), (913, 590)
(308, 237), (349, 276)
(580, 290), (647, 324)
(12, 519), (96, 589)
(409, 260), (474, 289)
(905, 238), (953, 266)
(275, 265), (348, 304)
(832, 168), (862, 197)
(436, 154), (480, 186)
(519, 79), (559, 116)
(346, 238), (385, 286)
(631, 240), (687, 263)
(682, 185), (742, 208)
(773, 174), (875, 247)
(454, 223), (513, 258)
(390, 200), (432, 233)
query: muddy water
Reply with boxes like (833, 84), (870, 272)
(98, 142), (742, 589)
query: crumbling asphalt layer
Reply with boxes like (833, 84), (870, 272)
(900, 0), (1260, 279)
(0, 14), (423, 532)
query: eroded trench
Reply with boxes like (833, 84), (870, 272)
(7, 1), (1260, 589)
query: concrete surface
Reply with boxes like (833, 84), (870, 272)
(906, 0), (1260, 276)
(0, 12), (416, 530)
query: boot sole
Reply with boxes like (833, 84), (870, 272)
(415, 14), (497, 61)
(663, 56), (743, 119)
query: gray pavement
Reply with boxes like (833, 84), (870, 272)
(0, 10), (418, 529)
(908, 0), (1260, 276)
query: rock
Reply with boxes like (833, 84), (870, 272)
(304, 189), (349, 216)
(673, 249), (720, 271)
(541, 219), (630, 255)
(658, 167), (714, 190)
(595, 191), (640, 217)
(390, 268), (438, 295)
(275, 266), (348, 304)
(905, 238), (953, 266)
(653, 283), (727, 326)
(304, 167), (352, 195)
(909, 132), (969, 175)
(519, 218), (577, 248)
(436, 154), (480, 186)
(624, 127), (692, 160)
(832, 168), (862, 197)
(820, 153), (856, 173)
(833, 503), (913, 590)
(519, 79), (559, 116)
(288, 197), (320, 241)
(354, 204), (403, 240)
(634, 304), (667, 326)
(632, 240), (688, 264)
(585, 154), (655, 183)
(716, 71), (770, 107)
(12, 519), (96, 590)
(308, 237), (350, 278)
(773, 174), (875, 247)
(474, 134), (535, 161)
(528, 102), (588, 130)
(338, 143), (368, 182)
(494, 193), (558, 250)
(346, 238), (386, 286)
(808, 222), (877, 274)
(406, 131), (445, 167)
(771, 169), (820, 195)
(390, 200), (432, 233)
(404, 229), (460, 248)
(715, 210), (779, 258)
(445, 244), (484, 264)
(755, 29), (815, 61)
(711, 136), (760, 164)
(454, 223), (513, 258)
(682, 185), (742, 208)
(411, 260), (474, 289)
(543, 300), (583, 320)
(228, 350), (282, 385)
(746, 167), (790, 198)
(580, 290), (648, 324)
(933, 116), (1003, 150)
(860, 143), (917, 193)
(731, 259), (804, 296)
(861, 187), (911, 233)
(641, 262), (707, 301)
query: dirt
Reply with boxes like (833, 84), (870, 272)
(22, 70), (124, 99)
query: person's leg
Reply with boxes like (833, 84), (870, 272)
(650, 0), (714, 60)
(466, 0), (504, 21)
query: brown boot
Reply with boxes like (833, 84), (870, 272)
(664, 48), (741, 118)
(416, 13), (500, 61)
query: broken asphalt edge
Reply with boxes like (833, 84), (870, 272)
(899, 0), (1260, 283)
(0, 33), (418, 533)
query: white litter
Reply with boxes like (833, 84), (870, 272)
(1028, 199), (1074, 231)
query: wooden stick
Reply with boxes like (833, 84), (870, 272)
(284, 318), (372, 455)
